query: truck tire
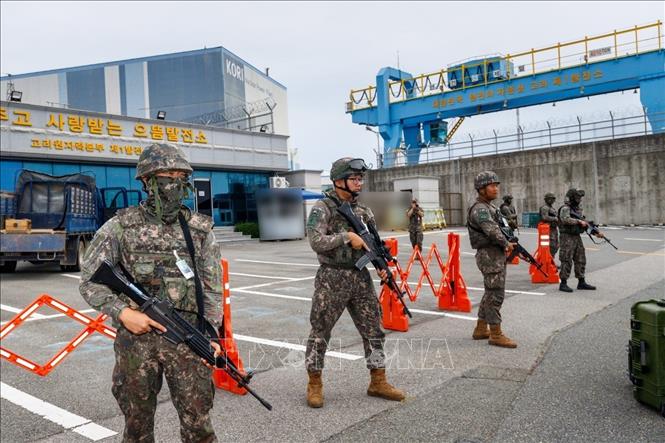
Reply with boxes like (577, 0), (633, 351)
(0, 261), (18, 273)
(60, 238), (86, 272)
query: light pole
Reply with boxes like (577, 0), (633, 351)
(365, 126), (383, 168)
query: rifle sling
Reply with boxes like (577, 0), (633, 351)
(178, 211), (207, 335)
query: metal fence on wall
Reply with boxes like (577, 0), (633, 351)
(383, 109), (665, 167)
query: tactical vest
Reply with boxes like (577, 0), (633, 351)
(317, 196), (371, 268)
(558, 204), (585, 235)
(114, 206), (212, 322)
(540, 205), (557, 227)
(467, 201), (501, 250)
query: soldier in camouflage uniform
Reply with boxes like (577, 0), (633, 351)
(558, 188), (601, 292)
(499, 194), (519, 230)
(407, 199), (425, 250)
(539, 193), (559, 264)
(304, 157), (405, 408)
(80, 143), (222, 443)
(467, 171), (518, 348)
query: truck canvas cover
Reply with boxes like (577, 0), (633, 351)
(15, 170), (96, 229)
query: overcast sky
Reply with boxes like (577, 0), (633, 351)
(1, 1), (663, 171)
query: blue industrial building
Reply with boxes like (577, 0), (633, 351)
(1, 47), (290, 226)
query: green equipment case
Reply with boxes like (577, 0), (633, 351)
(628, 298), (665, 417)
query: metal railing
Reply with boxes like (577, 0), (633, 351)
(348, 21), (662, 111)
(382, 109), (664, 167)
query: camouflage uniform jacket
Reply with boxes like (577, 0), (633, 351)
(307, 189), (375, 268)
(79, 205), (223, 329)
(407, 206), (425, 232)
(558, 203), (585, 235)
(500, 203), (518, 229)
(467, 198), (509, 250)
(539, 204), (558, 227)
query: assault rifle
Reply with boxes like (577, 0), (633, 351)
(337, 202), (412, 318)
(569, 210), (618, 250)
(497, 215), (549, 278)
(91, 260), (273, 411)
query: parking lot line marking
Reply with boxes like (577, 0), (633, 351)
(407, 309), (477, 321)
(369, 280), (545, 296)
(617, 250), (665, 256)
(1, 307), (97, 326)
(233, 288), (312, 301)
(229, 272), (295, 280)
(0, 382), (117, 441)
(234, 276), (316, 291)
(232, 287), (483, 320)
(62, 274), (81, 279)
(466, 286), (546, 296)
(623, 237), (664, 242)
(388, 230), (467, 239)
(232, 334), (363, 360)
(236, 259), (320, 267)
(0, 304), (46, 318)
(60, 268), (313, 288)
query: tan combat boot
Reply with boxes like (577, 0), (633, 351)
(367, 368), (405, 401)
(488, 324), (517, 348)
(472, 319), (490, 340)
(306, 371), (323, 408)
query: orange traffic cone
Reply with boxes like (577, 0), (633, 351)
(213, 259), (248, 395)
(530, 223), (560, 284)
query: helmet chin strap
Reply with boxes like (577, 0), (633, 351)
(334, 178), (359, 198)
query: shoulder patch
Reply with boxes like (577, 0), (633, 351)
(307, 205), (326, 228)
(476, 207), (491, 222)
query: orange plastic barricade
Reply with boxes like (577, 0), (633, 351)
(212, 259), (248, 395)
(0, 294), (116, 376)
(379, 238), (409, 332)
(508, 254), (520, 265)
(411, 244), (445, 302)
(530, 223), (560, 283)
(438, 233), (472, 312)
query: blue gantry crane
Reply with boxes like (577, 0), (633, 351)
(347, 21), (665, 166)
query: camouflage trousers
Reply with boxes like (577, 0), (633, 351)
(559, 233), (586, 280)
(549, 225), (559, 258)
(475, 246), (507, 325)
(112, 327), (216, 443)
(305, 266), (385, 372)
(409, 229), (424, 251)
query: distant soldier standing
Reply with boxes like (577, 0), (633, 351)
(558, 188), (602, 292)
(407, 198), (425, 250)
(500, 194), (519, 230)
(80, 143), (222, 442)
(467, 171), (518, 348)
(305, 157), (405, 408)
(539, 192), (559, 264)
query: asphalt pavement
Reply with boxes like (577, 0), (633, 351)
(1, 225), (663, 442)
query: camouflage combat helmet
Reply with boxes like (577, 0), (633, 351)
(330, 157), (368, 181)
(565, 188), (585, 200)
(135, 143), (193, 179)
(502, 194), (513, 201)
(474, 171), (500, 190)
(544, 192), (556, 200)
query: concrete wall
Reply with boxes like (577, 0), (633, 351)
(366, 134), (665, 226)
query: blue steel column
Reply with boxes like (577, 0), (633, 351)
(376, 67), (411, 167)
(639, 74), (665, 133)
